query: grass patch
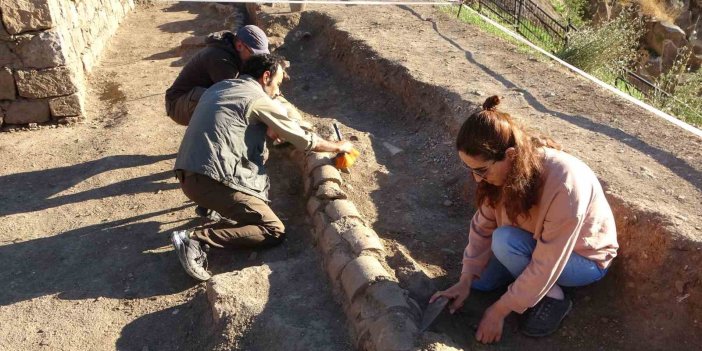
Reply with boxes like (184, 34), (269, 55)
(439, 5), (548, 56)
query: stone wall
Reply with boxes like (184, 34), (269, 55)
(0, 0), (135, 129)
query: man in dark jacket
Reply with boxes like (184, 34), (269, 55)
(165, 25), (269, 126)
(170, 54), (353, 281)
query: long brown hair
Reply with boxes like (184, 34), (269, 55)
(456, 96), (559, 222)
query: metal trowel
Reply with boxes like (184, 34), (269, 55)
(419, 296), (449, 332)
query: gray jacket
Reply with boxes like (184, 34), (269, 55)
(175, 76), (271, 201)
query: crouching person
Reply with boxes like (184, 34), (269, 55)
(170, 54), (353, 281)
(431, 96), (618, 343)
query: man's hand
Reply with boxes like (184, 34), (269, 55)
(266, 126), (280, 141)
(336, 140), (354, 154)
(475, 300), (511, 344)
(430, 275), (472, 314)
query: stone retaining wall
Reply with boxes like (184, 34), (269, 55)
(0, 0), (134, 129)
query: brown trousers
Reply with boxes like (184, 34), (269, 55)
(178, 172), (285, 249)
(166, 86), (207, 126)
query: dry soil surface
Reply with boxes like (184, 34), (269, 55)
(2, 1), (702, 351)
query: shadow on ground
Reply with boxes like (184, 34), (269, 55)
(0, 154), (177, 217)
(146, 2), (242, 67)
(0, 207), (195, 306)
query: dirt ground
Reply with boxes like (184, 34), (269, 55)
(1, 1), (701, 350)
(0, 3), (350, 350)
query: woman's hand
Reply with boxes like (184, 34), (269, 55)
(430, 276), (472, 314)
(475, 300), (511, 344)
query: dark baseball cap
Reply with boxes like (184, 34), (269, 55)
(236, 25), (269, 55)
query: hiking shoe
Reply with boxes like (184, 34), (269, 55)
(170, 230), (211, 281)
(195, 206), (222, 222)
(520, 296), (573, 337)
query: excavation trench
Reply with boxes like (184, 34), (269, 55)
(252, 8), (702, 350)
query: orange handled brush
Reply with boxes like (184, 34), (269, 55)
(333, 123), (359, 172)
(335, 148), (360, 169)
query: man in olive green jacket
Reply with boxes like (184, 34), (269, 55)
(170, 54), (353, 281)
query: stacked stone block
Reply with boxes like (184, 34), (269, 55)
(0, 0), (134, 129)
(303, 151), (423, 351)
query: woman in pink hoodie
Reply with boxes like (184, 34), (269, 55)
(431, 96), (618, 343)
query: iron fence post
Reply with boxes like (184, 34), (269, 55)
(515, 0), (523, 34)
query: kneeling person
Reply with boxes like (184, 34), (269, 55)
(170, 54), (353, 281)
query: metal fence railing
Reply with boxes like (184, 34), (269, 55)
(463, 0), (577, 50)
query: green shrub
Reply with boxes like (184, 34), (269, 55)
(650, 48), (702, 126)
(556, 11), (643, 76)
(563, 0), (588, 26)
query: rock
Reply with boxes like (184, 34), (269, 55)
(675, 10), (694, 36)
(293, 31), (311, 41)
(442, 200), (453, 207)
(49, 93), (82, 117)
(644, 21), (687, 56)
(591, 0), (612, 25)
(661, 40), (679, 72)
(5, 99), (50, 124)
(675, 280), (685, 293)
(639, 166), (656, 179)
(0, 17), (11, 40)
(693, 39), (702, 56)
(689, 54), (702, 70)
(0, 41), (20, 68)
(643, 57), (663, 78)
(14, 66), (78, 99)
(0, 67), (15, 100)
(416, 332), (463, 351)
(382, 142), (403, 156)
(0, 0), (53, 34)
(14, 31), (68, 69)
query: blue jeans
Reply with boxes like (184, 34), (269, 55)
(472, 226), (608, 291)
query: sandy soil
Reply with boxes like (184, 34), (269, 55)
(1, 1), (701, 350)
